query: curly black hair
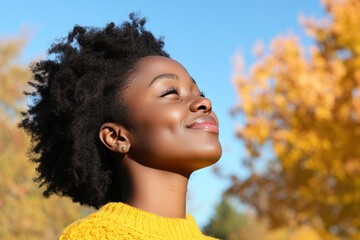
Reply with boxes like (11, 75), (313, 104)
(19, 13), (169, 208)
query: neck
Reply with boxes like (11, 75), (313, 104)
(117, 158), (189, 219)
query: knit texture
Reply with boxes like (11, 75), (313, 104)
(59, 202), (218, 239)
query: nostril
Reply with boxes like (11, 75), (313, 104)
(190, 97), (212, 112)
(197, 105), (207, 111)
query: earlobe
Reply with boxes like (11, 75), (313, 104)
(99, 123), (131, 154)
(121, 145), (127, 152)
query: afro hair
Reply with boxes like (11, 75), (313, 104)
(19, 13), (169, 208)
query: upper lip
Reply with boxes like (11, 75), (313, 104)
(187, 115), (217, 128)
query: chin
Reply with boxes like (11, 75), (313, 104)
(136, 140), (222, 177)
(190, 143), (222, 170)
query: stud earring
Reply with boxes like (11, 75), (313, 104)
(121, 145), (126, 152)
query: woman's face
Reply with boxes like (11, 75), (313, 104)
(123, 56), (222, 176)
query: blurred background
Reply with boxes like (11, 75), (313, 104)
(1, 0), (359, 239)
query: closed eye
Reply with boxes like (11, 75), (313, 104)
(160, 87), (180, 97)
(200, 91), (206, 97)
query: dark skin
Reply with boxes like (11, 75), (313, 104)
(99, 56), (222, 219)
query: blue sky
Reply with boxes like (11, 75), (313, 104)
(1, 0), (325, 228)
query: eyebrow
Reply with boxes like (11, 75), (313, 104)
(147, 73), (196, 87)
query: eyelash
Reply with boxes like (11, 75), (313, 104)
(160, 87), (206, 98)
(160, 87), (180, 97)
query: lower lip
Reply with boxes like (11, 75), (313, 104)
(190, 124), (219, 134)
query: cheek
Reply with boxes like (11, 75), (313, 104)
(130, 104), (186, 149)
(138, 104), (185, 133)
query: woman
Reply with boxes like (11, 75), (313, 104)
(20, 14), (222, 239)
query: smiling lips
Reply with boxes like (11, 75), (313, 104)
(187, 116), (219, 134)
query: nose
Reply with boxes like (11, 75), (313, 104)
(189, 96), (212, 113)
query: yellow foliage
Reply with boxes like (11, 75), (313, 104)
(227, 213), (328, 240)
(289, 226), (321, 240)
(230, 0), (360, 239)
(0, 32), (91, 239)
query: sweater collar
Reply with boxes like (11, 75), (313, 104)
(97, 202), (205, 239)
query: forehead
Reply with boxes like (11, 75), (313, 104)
(131, 56), (191, 86)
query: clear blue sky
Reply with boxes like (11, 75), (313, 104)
(1, 0), (325, 228)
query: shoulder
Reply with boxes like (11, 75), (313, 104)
(58, 216), (155, 240)
(58, 217), (118, 240)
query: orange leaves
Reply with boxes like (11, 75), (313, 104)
(0, 35), (30, 118)
(289, 226), (322, 240)
(0, 33), (91, 240)
(230, 0), (360, 238)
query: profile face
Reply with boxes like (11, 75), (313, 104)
(123, 56), (222, 176)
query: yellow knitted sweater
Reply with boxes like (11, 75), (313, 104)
(59, 202), (218, 240)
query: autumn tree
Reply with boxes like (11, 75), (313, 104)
(229, 0), (360, 239)
(203, 195), (319, 240)
(0, 31), (89, 240)
(203, 195), (244, 239)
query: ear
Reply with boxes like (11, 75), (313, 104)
(99, 123), (131, 154)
